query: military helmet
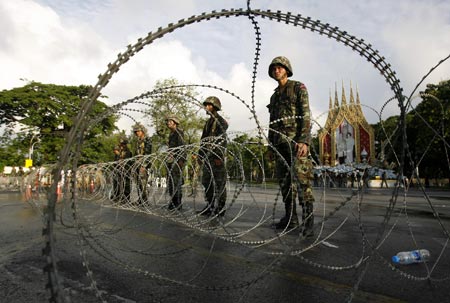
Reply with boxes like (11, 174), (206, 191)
(203, 96), (221, 111)
(113, 145), (120, 150)
(268, 56), (293, 78)
(165, 116), (180, 125)
(133, 123), (146, 133)
(119, 138), (128, 145)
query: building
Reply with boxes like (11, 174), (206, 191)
(318, 83), (375, 166)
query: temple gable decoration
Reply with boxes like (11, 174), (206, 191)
(319, 83), (374, 166)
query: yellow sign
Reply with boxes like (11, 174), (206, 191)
(25, 159), (33, 168)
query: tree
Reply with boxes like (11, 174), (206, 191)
(371, 79), (450, 184)
(144, 78), (206, 150)
(372, 114), (401, 167)
(408, 79), (450, 184)
(228, 134), (269, 183)
(0, 82), (118, 167)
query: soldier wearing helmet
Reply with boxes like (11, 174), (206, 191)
(203, 96), (222, 111)
(165, 115), (186, 210)
(112, 138), (132, 204)
(197, 96), (228, 217)
(267, 56), (315, 236)
(132, 123), (152, 206)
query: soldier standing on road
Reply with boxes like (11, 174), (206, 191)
(197, 96), (228, 217)
(188, 154), (200, 197)
(267, 56), (315, 237)
(111, 145), (121, 202)
(119, 139), (132, 204)
(381, 171), (388, 188)
(165, 116), (186, 210)
(133, 123), (152, 206)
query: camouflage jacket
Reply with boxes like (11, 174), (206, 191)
(119, 146), (133, 170)
(135, 136), (152, 156)
(120, 147), (132, 160)
(267, 79), (312, 146)
(134, 136), (152, 170)
(199, 113), (228, 160)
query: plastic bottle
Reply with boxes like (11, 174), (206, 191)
(392, 249), (430, 264)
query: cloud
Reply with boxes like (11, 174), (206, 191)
(381, 1), (450, 93)
(1, 0), (449, 137)
(0, 1), (111, 89)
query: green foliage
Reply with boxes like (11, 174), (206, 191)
(144, 78), (206, 150)
(0, 82), (118, 166)
(372, 79), (450, 180)
(228, 134), (269, 183)
(408, 80), (450, 179)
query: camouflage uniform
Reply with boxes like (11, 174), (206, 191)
(198, 96), (228, 216)
(112, 146), (121, 202)
(119, 140), (132, 204)
(134, 127), (152, 205)
(267, 56), (315, 235)
(166, 117), (186, 210)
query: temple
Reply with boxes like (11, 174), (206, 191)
(318, 82), (375, 166)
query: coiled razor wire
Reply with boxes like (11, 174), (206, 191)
(17, 3), (450, 303)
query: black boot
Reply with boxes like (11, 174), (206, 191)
(174, 195), (182, 210)
(197, 202), (213, 216)
(301, 202), (314, 237)
(168, 201), (175, 210)
(169, 194), (182, 210)
(214, 198), (226, 217)
(275, 201), (299, 229)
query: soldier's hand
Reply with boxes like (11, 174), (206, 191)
(267, 150), (274, 161)
(296, 142), (308, 159)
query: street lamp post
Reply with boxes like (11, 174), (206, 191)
(26, 134), (40, 168)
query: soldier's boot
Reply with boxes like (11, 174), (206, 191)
(214, 199), (226, 217)
(301, 202), (314, 237)
(275, 202), (299, 229)
(168, 197), (176, 210)
(174, 195), (182, 210)
(197, 201), (213, 216)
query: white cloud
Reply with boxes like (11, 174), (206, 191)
(0, 0), (111, 89)
(381, 1), (450, 93)
(1, 0), (449, 136)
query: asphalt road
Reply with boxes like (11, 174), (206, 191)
(1, 186), (449, 303)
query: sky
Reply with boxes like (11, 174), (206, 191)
(1, 0), (449, 136)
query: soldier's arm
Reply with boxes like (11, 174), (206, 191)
(144, 137), (152, 155)
(295, 83), (312, 146)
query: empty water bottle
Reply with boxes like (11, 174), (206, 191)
(392, 249), (430, 264)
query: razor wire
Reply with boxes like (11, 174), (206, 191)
(13, 3), (449, 303)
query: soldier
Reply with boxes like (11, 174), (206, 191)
(188, 154), (200, 197)
(119, 138), (132, 203)
(267, 56), (315, 237)
(132, 123), (152, 206)
(380, 171), (388, 188)
(111, 145), (121, 202)
(197, 96), (228, 217)
(165, 116), (186, 210)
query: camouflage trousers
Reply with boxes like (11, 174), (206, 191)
(202, 158), (227, 210)
(167, 162), (184, 198)
(275, 144), (315, 206)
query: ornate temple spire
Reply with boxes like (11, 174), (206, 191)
(356, 84), (361, 105)
(349, 81), (355, 105)
(341, 80), (347, 107)
(334, 82), (339, 108)
(329, 89), (332, 110)
(319, 80), (375, 167)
